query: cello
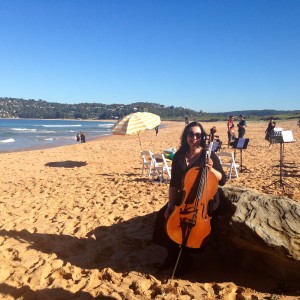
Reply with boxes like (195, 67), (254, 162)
(166, 142), (219, 250)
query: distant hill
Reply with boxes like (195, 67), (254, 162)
(0, 97), (200, 120)
(0, 97), (299, 121)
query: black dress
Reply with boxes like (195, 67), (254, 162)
(265, 122), (275, 140)
(152, 149), (227, 258)
(238, 120), (246, 138)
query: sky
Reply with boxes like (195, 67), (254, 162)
(0, 0), (299, 113)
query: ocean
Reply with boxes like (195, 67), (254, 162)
(0, 119), (115, 152)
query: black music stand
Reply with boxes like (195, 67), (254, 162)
(232, 138), (250, 173)
(267, 130), (295, 190)
(211, 140), (222, 153)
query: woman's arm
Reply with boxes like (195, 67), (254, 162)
(165, 152), (182, 219)
(164, 186), (180, 219)
(207, 160), (222, 181)
(209, 152), (227, 186)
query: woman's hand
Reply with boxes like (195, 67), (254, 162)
(206, 157), (213, 171)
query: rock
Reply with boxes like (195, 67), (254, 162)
(212, 185), (300, 282)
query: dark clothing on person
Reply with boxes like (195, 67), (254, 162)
(265, 120), (275, 140)
(152, 150), (227, 271)
(238, 120), (246, 138)
(170, 150), (226, 192)
(227, 118), (235, 145)
(266, 122), (274, 133)
(209, 127), (217, 142)
(80, 133), (86, 143)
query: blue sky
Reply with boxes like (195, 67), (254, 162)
(1, 0), (299, 113)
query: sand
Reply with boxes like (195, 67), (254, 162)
(0, 120), (299, 300)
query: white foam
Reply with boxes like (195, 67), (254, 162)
(41, 125), (82, 128)
(98, 123), (114, 128)
(39, 130), (56, 133)
(11, 128), (37, 132)
(0, 138), (15, 143)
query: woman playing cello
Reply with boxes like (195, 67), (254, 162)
(152, 121), (227, 277)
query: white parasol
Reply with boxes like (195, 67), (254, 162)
(112, 112), (161, 150)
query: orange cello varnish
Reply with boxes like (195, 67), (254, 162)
(166, 167), (219, 249)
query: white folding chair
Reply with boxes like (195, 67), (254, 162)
(152, 153), (172, 183)
(218, 151), (239, 179)
(140, 150), (154, 177)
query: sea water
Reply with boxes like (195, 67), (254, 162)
(0, 119), (115, 152)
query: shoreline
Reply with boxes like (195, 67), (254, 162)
(0, 121), (169, 154)
(0, 133), (113, 154)
(0, 118), (116, 154)
(0, 117), (117, 122)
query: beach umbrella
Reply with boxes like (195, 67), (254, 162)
(112, 112), (161, 150)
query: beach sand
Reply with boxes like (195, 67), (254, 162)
(0, 120), (299, 299)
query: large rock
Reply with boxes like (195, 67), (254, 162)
(211, 185), (300, 282)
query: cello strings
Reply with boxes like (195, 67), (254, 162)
(194, 147), (211, 220)
(191, 144), (213, 222)
(194, 166), (205, 219)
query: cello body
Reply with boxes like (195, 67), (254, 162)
(166, 165), (219, 248)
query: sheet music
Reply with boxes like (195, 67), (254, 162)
(269, 130), (295, 143)
(232, 138), (249, 149)
(282, 130), (295, 142)
(273, 127), (283, 132)
(211, 141), (220, 152)
(237, 138), (246, 148)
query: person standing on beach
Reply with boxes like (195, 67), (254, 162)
(209, 126), (217, 142)
(185, 116), (189, 125)
(152, 121), (227, 277)
(265, 117), (275, 141)
(227, 116), (235, 147)
(237, 114), (246, 138)
(80, 132), (86, 143)
(155, 126), (159, 136)
(76, 133), (80, 143)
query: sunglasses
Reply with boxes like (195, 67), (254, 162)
(187, 132), (202, 139)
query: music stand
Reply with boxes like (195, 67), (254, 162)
(267, 130), (295, 189)
(232, 138), (250, 172)
(211, 140), (222, 153)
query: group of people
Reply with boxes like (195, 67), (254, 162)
(76, 132), (86, 143)
(152, 115), (288, 277)
(151, 115), (251, 277)
(185, 114), (248, 149)
(227, 114), (247, 147)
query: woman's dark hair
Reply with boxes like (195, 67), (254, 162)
(178, 121), (207, 153)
